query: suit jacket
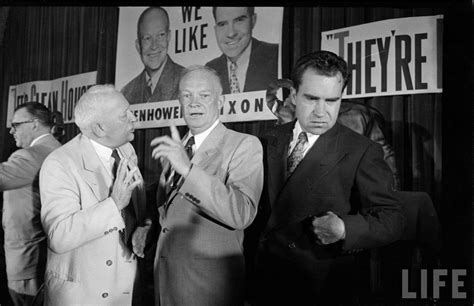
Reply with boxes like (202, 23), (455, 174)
(255, 122), (405, 305)
(121, 55), (184, 105)
(206, 38), (278, 94)
(154, 122), (263, 306)
(40, 134), (147, 305)
(0, 134), (61, 281)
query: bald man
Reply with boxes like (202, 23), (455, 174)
(122, 6), (184, 104)
(151, 65), (263, 305)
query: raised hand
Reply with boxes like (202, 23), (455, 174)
(150, 124), (192, 177)
(111, 157), (142, 210)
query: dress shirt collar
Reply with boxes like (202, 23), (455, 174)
(226, 40), (251, 91)
(89, 138), (117, 176)
(289, 120), (320, 156)
(29, 133), (50, 147)
(145, 56), (168, 93)
(184, 119), (220, 151)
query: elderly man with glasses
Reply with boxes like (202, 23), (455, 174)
(0, 102), (61, 305)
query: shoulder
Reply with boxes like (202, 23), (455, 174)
(167, 57), (185, 72)
(223, 128), (262, 152)
(252, 38), (278, 56)
(121, 72), (145, 94)
(206, 54), (226, 68)
(43, 135), (81, 165)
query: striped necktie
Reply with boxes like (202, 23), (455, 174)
(111, 149), (131, 244)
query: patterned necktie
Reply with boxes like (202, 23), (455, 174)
(287, 132), (308, 175)
(229, 61), (241, 93)
(111, 149), (130, 244)
(145, 77), (153, 102)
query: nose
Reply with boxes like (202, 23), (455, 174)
(312, 101), (325, 117)
(9, 126), (15, 135)
(128, 110), (137, 122)
(226, 23), (237, 38)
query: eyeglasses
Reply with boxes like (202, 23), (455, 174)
(11, 119), (36, 130)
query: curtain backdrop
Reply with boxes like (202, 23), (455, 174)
(0, 5), (470, 301)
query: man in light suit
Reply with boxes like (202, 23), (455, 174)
(0, 102), (61, 305)
(122, 7), (184, 104)
(150, 65), (263, 305)
(254, 51), (406, 305)
(40, 85), (152, 305)
(206, 7), (278, 94)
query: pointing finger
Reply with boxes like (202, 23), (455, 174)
(169, 124), (181, 142)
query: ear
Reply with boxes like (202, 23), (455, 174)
(135, 39), (141, 55)
(217, 94), (225, 111)
(290, 87), (297, 105)
(91, 122), (106, 138)
(251, 13), (257, 30)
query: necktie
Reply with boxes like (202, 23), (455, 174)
(111, 149), (130, 244)
(164, 136), (195, 199)
(145, 77), (153, 102)
(229, 61), (241, 93)
(287, 132), (308, 175)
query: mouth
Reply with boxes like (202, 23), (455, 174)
(225, 38), (241, 47)
(188, 111), (204, 118)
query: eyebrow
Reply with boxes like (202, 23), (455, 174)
(302, 93), (341, 101)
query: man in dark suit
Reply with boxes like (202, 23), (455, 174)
(122, 7), (184, 104)
(206, 7), (278, 94)
(254, 50), (406, 305)
(0, 102), (61, 305)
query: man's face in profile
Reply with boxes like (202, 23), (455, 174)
(136, 8), (170, 76)
(214, 7), (256, 62)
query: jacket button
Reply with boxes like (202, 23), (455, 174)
(106, 260), (112, 266)
(102, 292), (108, 298)
(104, 231), (108, 235)
(288, 242), (296, 249)
(162, 228), (168, 233)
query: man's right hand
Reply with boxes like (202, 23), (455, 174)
(111, 157), (142, 210)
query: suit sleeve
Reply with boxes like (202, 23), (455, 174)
(40, 155), (125, 254)
(179, 136), (264, 230)
(340, 142), (406, 250)
(0, 149), (38, 191)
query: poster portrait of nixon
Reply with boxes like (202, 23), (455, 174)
(206, 7), (279, 94)
(121, 7), (184, 105)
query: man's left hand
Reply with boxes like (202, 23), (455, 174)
(131, 219), (152, 258)
(311, 211), (346, 245)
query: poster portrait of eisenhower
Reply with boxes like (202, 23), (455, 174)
(115, 6), (283, 105)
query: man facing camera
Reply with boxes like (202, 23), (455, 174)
(255, 51), (405, 305)
(1, 102), (61, 306)
(151, 65), (263, 306)
(122, 7), (184, 104)
(40, 85), (152, 305)
(206, 7), (278, 94)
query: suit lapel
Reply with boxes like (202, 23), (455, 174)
(266, 121), (293, 205)
(214, 55), (231, 95)
(269, 124), (348, 228)
(80, 135), (112, 202)
(154, 56), (177, 100)
(244, 38), (262, 92)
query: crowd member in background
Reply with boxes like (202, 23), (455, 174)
(0, 102), (61, 305)
(254, 50), (405, 305)
(206, 7), (278, 94)
(122, 6), (184, 104)
(151, 65), (263, 305)
(40, 85), (153, 305)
